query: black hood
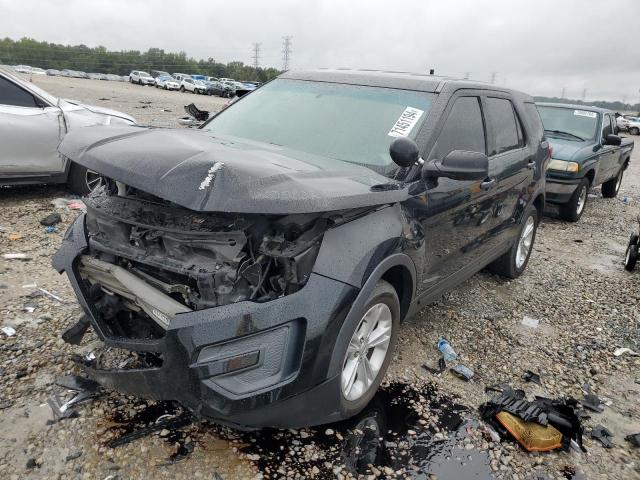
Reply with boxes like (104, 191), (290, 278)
(59, 126), (410, 214)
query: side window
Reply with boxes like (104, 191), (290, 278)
(602, 115), (612, 138)
(429, 96), (485, 160)
(0, 76), (39, 108)
(485, 97), (522, 155)
(523, 102), (544, 141)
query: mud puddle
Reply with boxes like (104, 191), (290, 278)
(100, 381), (492, 478)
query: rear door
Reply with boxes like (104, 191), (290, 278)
(0, 75), (64, 176)
(410, 94), (496, 292)
(482, 96), (533, 247)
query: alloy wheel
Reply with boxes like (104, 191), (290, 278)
(341, 303), (392, 401)
(576, 185), (587, 215)
(516, 215), (535, 269)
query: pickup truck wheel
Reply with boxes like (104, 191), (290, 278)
(559, 178), (589, 222)
(67, 163), (104, 195)
(602, 169), (623, 198)
(625, 234), (639, 271)
(630, 127), (640, 135)
(487, 207), (538, 278)
(338, 280), (399, 416)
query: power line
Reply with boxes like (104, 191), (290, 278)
(251, 42), (261, 69)
(282, 36), (292, 71)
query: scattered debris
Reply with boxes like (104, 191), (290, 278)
(185, 103), (209, 121)
(45, 226), (57, 233)
(37, 288), (64, 302)
(437, 338), (458, 361)
(523, 370), (541, 384)
(590, 424), (614, 448)
(422, 357), (446, 374)
(521, 315), (540, 328)
(40, 212), (62, 226)
(47, 374), (102, 422)
(625, 433), (640, 447)
(613, 347), (638, 357)
(1, 326), (16, 337)
(479, 387), (584, 452)
(2, 253), (30, 260)
(107, 411), (193, 448)
(51, 197), (86, 211)
(55, 374), (100, 392)
(8, 233), (22, 241)
(25, 458), (38, 469)
(450, 363), (475, 381)
(581, 386), (604, 413)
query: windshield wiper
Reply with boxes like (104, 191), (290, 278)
(544, 129), (585, 141)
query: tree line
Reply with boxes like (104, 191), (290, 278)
(0, 37), (281, 82)
(534, 96), (640, 114)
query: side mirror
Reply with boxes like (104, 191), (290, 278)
(423, 150), (488, 181)
(605, 134), (622, 146)
(389, 137), (419, 168)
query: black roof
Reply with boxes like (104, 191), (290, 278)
(279, 68), (531, 99)
(536, 102), (611, 115)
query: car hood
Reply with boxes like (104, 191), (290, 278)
(58, 126), (409, 214)
(546, 137), (594, 162)
(60, 99), (136, 125)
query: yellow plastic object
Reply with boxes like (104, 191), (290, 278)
(495, 411), (562, 452)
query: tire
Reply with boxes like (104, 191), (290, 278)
(180, 86), (185, 92)
(67, 162), (104, 196)
(559, 177), (590, 222)
(337, 279), (400, 417)
(487, 207), (539, 279)
(602, 168), (623, 198)
(630, 127), (640, 135)
(625, 234), (639, 271)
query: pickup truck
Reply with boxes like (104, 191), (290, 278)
(537, 103), (634, 221)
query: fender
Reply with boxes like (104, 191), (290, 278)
(325, 252), (416, 378)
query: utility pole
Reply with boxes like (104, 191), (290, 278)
(561, 87), (566, 99)
(490, 72), (497, 84)
(251, 42), (261, 69)
(581, 88), (587, 102)
(463, 72), (470, 80)
(282, 36), (293, 71)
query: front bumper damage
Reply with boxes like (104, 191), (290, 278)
(53, 210), (359, 429)
(544, 176), (580, 204)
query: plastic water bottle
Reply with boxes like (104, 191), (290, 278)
(437, 338), (458, 362)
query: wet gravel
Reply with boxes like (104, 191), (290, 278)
(1, 76), (639, 479)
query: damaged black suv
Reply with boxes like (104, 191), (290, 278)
(53, 70), (548, 429)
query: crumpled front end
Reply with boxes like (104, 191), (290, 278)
(53, 187), (362, 428)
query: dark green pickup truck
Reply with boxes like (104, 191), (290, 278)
(537, 103), (634, 221)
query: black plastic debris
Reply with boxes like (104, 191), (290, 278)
(523, 370), (541, 385)
(61, 315), (91, 345)
(107, 412), (193, 448)
(422, 357), (446, 374)
(581, 394), (604, 413)
(184, 103), (209, 122)
(450, 363), (474, 381)
(625, 433), (640, 447)
(55, 374), (99, 392)
(591, 424), (614, 448)
(26, 458), (38, 469)
(40, 213), (61, 226)
(47, 374), (102, 422)
(479, 387), (584, 451)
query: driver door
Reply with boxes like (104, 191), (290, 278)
(0, 75), (64, 176)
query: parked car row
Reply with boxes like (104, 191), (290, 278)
(617, 114), (640, 135)
(129, 70), (260, 98)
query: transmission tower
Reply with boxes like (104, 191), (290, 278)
(582, 88), (587, 101)
(251, 42), (261, 69)
(490, 72), (497, 84)
(463, 72), (470, 80)
(282, 36), (293, 71)
(561, 87), (566, 99)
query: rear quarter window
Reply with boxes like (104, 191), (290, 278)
(523, 102), (544, 141)
(486, 97), (523, 155)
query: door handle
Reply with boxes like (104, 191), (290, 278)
(527, 161), (536, 169)
(480, 178), (496, 190)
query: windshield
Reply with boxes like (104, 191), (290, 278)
(537, 106), (598, 141)
(139, 71), (150, 77)
(203, 78), (434, 172)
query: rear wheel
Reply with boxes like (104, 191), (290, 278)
(630, 127), (640, 135)
(559, 178), (589, 222)
(180, 86), (185, 92)
(67, 162), (104, 195)
(338, 280), (399, 417)
(625, 234), (639, 271)
(602, 168), (624, 198)
(487, 207), (538, 278)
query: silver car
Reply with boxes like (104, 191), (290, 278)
(0, 68), (136, 194)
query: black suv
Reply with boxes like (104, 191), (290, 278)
(53, 70), (548, 429)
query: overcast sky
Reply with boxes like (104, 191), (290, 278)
(2, 0), (638, 101)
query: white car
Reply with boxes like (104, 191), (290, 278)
(172, 73), (191, 82)
(129, 70), (156, 86)
(626, 117), (640, 136)
(155, 75), (180, 90)
(179, 77), (205, 94)
(616, 115), (630, 132)
(0, 67), (137, 194)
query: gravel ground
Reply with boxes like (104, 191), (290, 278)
(0, 76), (639, 479)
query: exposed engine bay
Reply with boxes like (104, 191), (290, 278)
(79, 186), (371, 338)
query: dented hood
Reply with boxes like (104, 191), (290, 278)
(58, 125), (410, 214)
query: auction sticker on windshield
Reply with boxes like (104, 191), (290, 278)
(388, 107), (424, 137)
(574, 110), (597, 118)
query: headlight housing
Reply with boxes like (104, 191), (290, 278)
(547, 159), (580, 173)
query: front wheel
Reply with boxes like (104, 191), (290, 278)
(630, 127), (640, 135)
(602, 168), (624, 198)
(559, 178), (589, 222)
(67, 162), (105, 195)
(625, 234), (639, 271)
(338, 280), (399, 417)
(487, 207), (539, 279)
(180, 86), (185, 92)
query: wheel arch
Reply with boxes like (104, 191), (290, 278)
(532, 192), (545, 220)
(584, 169), (595, 185)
